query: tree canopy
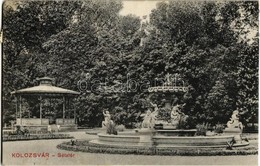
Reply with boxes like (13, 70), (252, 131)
(3, 0), (258, 129)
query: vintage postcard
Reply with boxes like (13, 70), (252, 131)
(1, 0), (258, 165)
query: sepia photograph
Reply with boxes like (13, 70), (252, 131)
(1, 0), (258, 165)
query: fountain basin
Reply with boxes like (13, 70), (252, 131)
(91, 131), (248, 148)
(156, 129), (196, 136)
(153, 135), (234, 147)
(98, 133), (140, 143)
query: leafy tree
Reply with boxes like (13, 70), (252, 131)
(3, 0), (82, 125)
(206, 80), (234, 125)
(3, 0), (258, 129)
(236, 39), (258, 126)
(147, 1), (258, 127)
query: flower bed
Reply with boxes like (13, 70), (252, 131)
(3, 134), (73, 141)
(57, 140), (258, 156)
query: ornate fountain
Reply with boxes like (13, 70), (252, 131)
(147, 73), (189, 130)
(86, 74), (249, 151)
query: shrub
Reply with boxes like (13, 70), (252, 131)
(116, 124), (126, 132)
(134, 122), (142, 129)
(214, 123), (224, 134)
(184, 116), (197, 129)
(196, 123), (209, 136)
(106, 122), (118, 135)
(157, 108), (171, 122)
(15, 125), (30, 136)
(177, 114), (190, 129)
(3, 134), (73, 141)
(16, 125), (23, 135)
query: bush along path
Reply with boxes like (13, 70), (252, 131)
(3, 134), (73, 141)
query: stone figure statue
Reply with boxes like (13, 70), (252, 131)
(170, 104), (181, 126)
(150, 101), (159, 113)
(224, 110), (244, 143)
(141, 102), (158, 129)
(170, 103), (187, 127)
(227, 110), (243, 130)
(139, 24), (150, 47)
(165, 73), (171, 85)
(102, 110), (113, 128)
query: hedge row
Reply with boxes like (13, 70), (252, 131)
(57, 140), (258, 156)
(3, 134), (73, 141)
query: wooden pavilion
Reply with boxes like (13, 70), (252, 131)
(11, 77), (80, 131)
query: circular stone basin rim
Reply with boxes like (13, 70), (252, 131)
(156, 129), (196, 132)
(98, 133), (235, 139)
(98, 133), (139, 138)
(153, 135), (235, 139)
(98, 133), (235, 140)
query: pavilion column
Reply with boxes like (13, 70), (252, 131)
(74, 99), (76, 124)
(68, 99), (71, 119)
(28, 97), (31, 118)
(63, 96), (65, 125)
(15, 96), (18, 123)
(19, 95), (22, 125)
(40, 96), (42, 125)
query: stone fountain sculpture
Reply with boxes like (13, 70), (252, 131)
(226, 110), (243, 130)
(88, 74), (249, 151)
(148, 73), (189, 129)
(170, 104), (181, 125)
(141, 102), (158, 129)
(102, 110), (113, 128)
(224, 110), (244, 143)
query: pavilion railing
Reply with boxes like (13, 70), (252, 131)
(56, 118), (75, 125)
(16, 118), (49, 125)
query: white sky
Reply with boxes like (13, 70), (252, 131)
(119, 0), (165, 20)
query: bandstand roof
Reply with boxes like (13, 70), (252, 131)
(11, 77), (80, 97)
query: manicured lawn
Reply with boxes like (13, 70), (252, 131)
(2, 131), (258, 165)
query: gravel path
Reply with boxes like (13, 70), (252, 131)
(2, 131), (258, 165)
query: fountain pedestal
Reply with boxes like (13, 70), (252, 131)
(163, 125), (177, 130)
(224, 128), (242, 143)
(136, 128), (155, 146)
